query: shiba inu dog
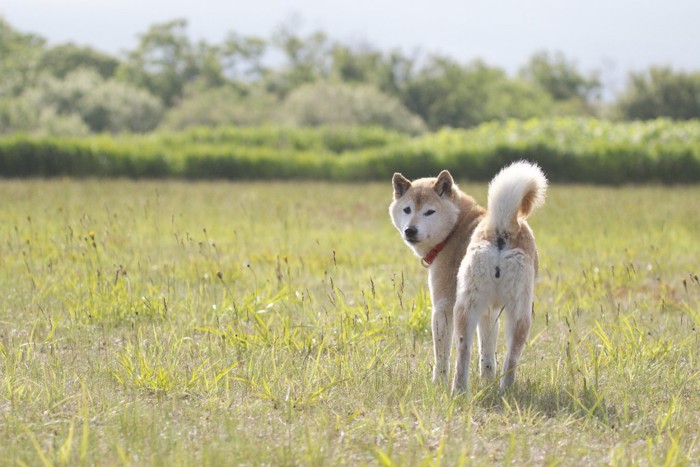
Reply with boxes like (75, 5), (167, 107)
(389, 161), (547, 396)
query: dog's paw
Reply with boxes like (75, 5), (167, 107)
(432, 366), (450, 385)
(451, 381), (469, 398)
(498, 377), (515, 398)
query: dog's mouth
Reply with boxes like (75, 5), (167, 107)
(405, 237), (421, 244)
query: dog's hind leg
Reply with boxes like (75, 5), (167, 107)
(452, 293), (488, 396)
(499, 304), (532, 395)
(478, 307), (499, 379)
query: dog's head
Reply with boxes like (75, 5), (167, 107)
(389, 170), (460, 256)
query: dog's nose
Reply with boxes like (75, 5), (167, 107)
(404, 226), (418, 239)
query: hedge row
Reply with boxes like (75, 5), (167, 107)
(1, 118), (699, 183)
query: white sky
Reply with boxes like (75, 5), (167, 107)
(2, 0), (699, 94)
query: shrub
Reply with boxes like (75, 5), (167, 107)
(277, 82), (427, 135)
(80, 77), (164, 132)
(160, 87), (279, 130)
(3, 69), (163, 135)
(1, 119), (699, 183)
(402, 58), (553, 129)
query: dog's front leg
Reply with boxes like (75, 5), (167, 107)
(431, 298), (453, 383)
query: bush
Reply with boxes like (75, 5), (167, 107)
(277, 82), (427, 135)
(1, 119), (699, 183)
(402, 58), (553, 129)
(80, 77), (164, 132)
(3, 69), (163, 135)
(160, 87), (279, 130)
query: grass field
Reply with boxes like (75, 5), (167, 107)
(0, 179), (699, 465)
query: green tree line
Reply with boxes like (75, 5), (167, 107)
(2, 16), (700, 137)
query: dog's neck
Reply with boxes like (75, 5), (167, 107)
(421, 230), (455, 267)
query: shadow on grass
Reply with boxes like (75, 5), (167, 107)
(470, 377), (617, 427)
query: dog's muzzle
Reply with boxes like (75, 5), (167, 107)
(404, 226), (418, 242)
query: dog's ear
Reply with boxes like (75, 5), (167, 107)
(392, 173), (411, 199)
(433, 170), (454, 197)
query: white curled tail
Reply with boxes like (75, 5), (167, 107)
(486, 161), (548, 235)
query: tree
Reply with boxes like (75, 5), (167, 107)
(616, 67), (700, 120)
(519, 51), (601, 102)
(38, 43), (120, 79)
(117, 19), (217, 106)
(0, 17), (46, 97)
(265, 23), (331, 97)
(330, 44), (416, 96)
(219, 32), (267, 82)
(402, 57), (552, 129)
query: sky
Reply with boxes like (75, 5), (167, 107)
(2, 0), (699, 95)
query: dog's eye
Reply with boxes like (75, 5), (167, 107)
(403, 207), (411, 214)
(424, 209), (435, 216)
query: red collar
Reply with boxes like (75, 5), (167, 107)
(421, 232), (454, 267)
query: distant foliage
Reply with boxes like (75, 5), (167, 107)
(1, 119), (699, 183)
(616, 67), (700, 120)
(265, 27), (332, 97)
(38, 43), (119, 79)
(160, 87), (279, 130)
(519, 51), (601, 102)
(420, 118), (700, 183)
(116, 19), (207, 106)
(0, 17), (45, 97)
(278, 82), (427, 134)
(1, 16), (699, 133)
(82, 77), (164, 132)
(4, 69), (163, 135)
(402, 58), (553, 129)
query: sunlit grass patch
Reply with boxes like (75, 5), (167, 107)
(0, 179), (698, 465)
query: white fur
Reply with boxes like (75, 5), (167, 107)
(486, 161), (548, 234)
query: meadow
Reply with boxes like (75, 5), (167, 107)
(0, 178), (699, 465)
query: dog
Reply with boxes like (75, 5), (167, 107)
(389, 161), (547, 396)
